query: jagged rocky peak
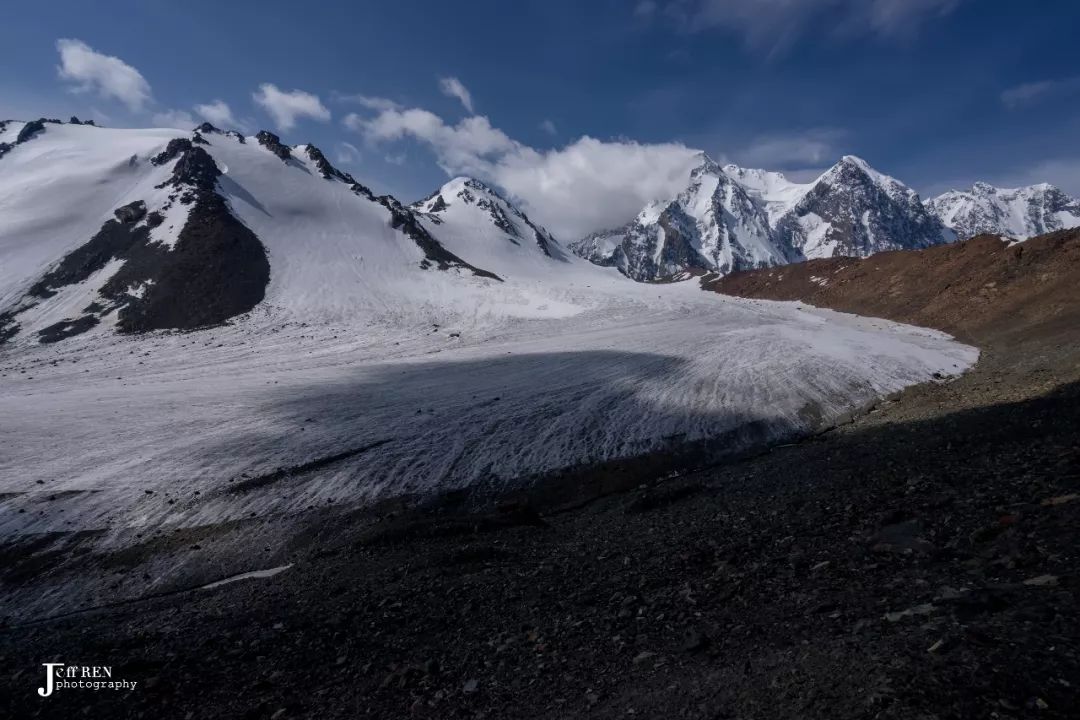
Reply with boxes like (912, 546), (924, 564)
(776, 155), (947, 259)
(570, 154), (788, 281)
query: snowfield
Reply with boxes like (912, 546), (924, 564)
(0, 121), (979, 543)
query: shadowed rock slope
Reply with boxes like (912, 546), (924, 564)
(705, 229), (1080, 347)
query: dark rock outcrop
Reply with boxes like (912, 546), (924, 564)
(106, 192), (269, 333)
(15, 119), (45, 144)
(151, 138), (193, 167)
(255, 130), (291, 161)
(4, 142), (269, 343)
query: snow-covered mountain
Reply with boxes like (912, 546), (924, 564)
(571, 155), (951, 281)
(411, 176), (572, 278)
(571, 155), (791, 281)
(0, 118), (513, 345)
(926, 182), (1080, 240)
(773, 155), (951, 260)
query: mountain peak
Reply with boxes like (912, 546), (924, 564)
(691, 152), (722, 175)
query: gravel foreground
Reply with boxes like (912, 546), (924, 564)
(2, 236), (1078, 719)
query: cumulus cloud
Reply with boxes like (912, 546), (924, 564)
(252, 83), (331, 130)
(56, 39), (152, 111)
(666, 0), (964, 53)
(195, 99), (242, 129)
(345, 102), (701, 239)
(1001, 77), (1080, 109)
(151, 108), (196, 129)
(438, 76), (474, 113)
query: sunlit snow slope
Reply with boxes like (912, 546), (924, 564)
(0, 120), (979, 538)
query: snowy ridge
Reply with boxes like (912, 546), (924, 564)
(926, 181), (1080, 240)
(0, 120), (510, 345)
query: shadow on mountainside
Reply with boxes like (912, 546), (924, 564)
(0, 351), (1077, 718)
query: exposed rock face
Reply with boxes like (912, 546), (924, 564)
(108, 191), (269, 333)
(775, 156), (950, 259)
(0, 118), (52, 161)
(571, 155), (951, 281)
(15, 119), (46, 144)
(151, 138), (194, 167)
(927, 182), (1080, 240)
(255, 130), (291, 161)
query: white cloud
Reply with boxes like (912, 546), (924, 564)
(252, 83), (330, 131)
(668, 0), (964, 53)
(345, 109), (517, 175)
(55, 39), (152, 111)
(539, 119), (558, 136)
(151, 109), (196, 129)
(345, 101), (701, 239)
(195, 99), (242, 129)
(1001, 77), (1080, 109)
(438, 76), (474, 113)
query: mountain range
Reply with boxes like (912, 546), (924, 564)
(0, 117), (580, 346)
(571, 153), (1080, 281)
(1, 116), (1078, 343)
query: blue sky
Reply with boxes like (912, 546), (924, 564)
(2, 0), (1079, 237)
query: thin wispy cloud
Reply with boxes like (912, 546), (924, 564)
(734, 128), (846, 168)
(1001, 77), (1080, 109)
(634, 1), (658, 19)
(335, 141), (362, 165)
(539, 119), (558, 136)
(332, 92), (403, 112)
(438, 76), (474, 113)
(660, 0), (965, 55)
(55, 39), (152, 111)
(252, 83), (330, 131)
